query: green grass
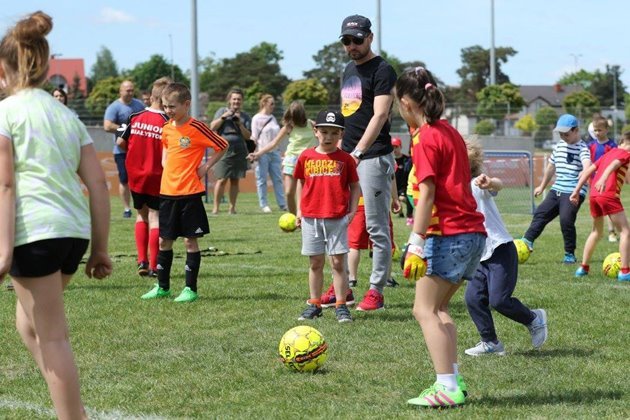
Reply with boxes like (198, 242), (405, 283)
(1, 192), (628, 419)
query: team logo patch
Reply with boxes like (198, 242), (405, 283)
(179, 136), (191, 148)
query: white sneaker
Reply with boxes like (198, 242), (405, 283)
(261, 206), (272, 213)
(527, 308), (548, 349)
(465, 340), (506, 356)
(608, 232), (618, 243)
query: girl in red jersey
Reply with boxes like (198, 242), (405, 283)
(397, 67), (486, 408)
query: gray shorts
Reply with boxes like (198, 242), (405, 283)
(301, 216), (349, 256)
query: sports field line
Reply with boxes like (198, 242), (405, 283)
(0, 396), (168, 420)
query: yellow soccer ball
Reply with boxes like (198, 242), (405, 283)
(278, 326), (328, 373)
(602, 252), (621, 279)
(513, 239), (531, 264)
(278, 212), (297, 232)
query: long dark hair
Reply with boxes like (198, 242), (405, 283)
(395, 67), (444, 125)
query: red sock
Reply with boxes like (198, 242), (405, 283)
(581, 264), (590, 271)
(149, 228), (160, 270)
(135, 221), (148, 263)
(621, 267), (630, 274)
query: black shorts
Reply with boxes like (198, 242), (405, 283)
(10, 238), (89, 278)
(131, 191), (160, 211)
(114, 153), (128, 184)
(159, 196), (209, 240)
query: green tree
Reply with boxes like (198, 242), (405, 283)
(127, 54), (188, 91)
(589, 65), (626, 108)
(90, 46), (119, 84)
(200, 42), (290, 101)
(475, 83), (525, 120)
(558, 69), (596, 90)
(68, 73), (90, 119)
(562, 91), (600, 119)
(515, 114), (538, 136)
(282, 79), (328, 106)
(86, 76), (125, 117)
(303, 42), (347, 104)
(534, 106), (558, 145)
(474, 119), (495, 135)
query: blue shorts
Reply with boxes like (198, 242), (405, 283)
(114, 153), (128, 184)
(425, 233), (486, 284)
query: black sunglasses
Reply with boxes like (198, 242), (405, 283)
(341, 36), (365, 46)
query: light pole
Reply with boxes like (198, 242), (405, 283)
(612, 66), (618, 136)
(190, 0), (199, 118)
(169, 34), (175, 80)
(375, 0), (381, 55)
(489, 0), (496, 85)
(569, 53), (582, 72)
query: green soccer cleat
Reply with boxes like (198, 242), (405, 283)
(457, 375), (468, 397)
(174, 287), (198, 303)
(141, 284), (171, 300)
(408, 382), (466, 408)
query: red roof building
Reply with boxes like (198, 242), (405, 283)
(47, 57), (87, 94)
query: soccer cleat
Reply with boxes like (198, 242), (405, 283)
(356, 289), (384, 311)
(575, 266), (589, 277)
(298, 304), (322, 321)
(137, 261), (149, 277)
(520, 237), (534, 252)
(527, 309), (548, 349)
(617, 272), (630, 282)
(335, 304), (353, 323)
(348, 278), (357, 288)
(318, 284), (355, 308)
(608, 232), (618, 243)
(457, 375), (468, 397)
(464, 340), (506, 356)
(386, 277), (399, 287)
(123, 209), (132, 218)
(141, 284), (171, 300)
(407, 383), (466, 408)
(563, 253), (577, 264)
(174, 287), (198, 303)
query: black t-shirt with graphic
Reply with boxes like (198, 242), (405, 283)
(340, 56), (397, 159)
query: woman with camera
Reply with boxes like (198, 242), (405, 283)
(210, 88), (252, 214)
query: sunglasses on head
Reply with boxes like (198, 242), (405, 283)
(341, 36), (365, 46)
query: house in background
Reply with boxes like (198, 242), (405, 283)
(519, 84), (583, 115)
(47, 57), (87, 95)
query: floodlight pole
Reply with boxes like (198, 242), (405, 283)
(190, 0), (199, 118)
(375, 0), (381, 55)
(489, 0), (496, 85)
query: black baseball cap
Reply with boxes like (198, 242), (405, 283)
(340, 15), (372, 38)
(315, 110), (345, 129)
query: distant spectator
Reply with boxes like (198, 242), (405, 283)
(141, 90), (151, 107)
(52, 87), (67, 105)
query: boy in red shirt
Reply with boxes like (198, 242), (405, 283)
(293, 110), (360, 323)
(141, 83), (228, 302)
(118, 77), (170, 277)
(571, 131), (630, 281)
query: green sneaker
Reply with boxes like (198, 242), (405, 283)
(174, 287), (198, 303)
(457, 375), (468, 397)
(407, 382), (465, 408)
(141, 284), (170, 300)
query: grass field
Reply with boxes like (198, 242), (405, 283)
(0, 192), (628, 419)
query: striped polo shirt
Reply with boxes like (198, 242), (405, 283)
(549, 140), (591, 195)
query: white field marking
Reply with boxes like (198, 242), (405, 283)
(0, 397), (168, 420)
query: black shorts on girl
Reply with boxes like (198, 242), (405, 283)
(159, 195), (210, 240)
(10, 238), (89, 277)
(131, 191), (160, 211)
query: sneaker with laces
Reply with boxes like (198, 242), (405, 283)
(575, 266), (589, 277)
(356, 289), (384, 311)
(527, 308), (548, 349)
(174, 287), (198, 303)
(317, 284), (355, 308)
(261, 206), (272, 213)
(563, 253), (577, 264)
(521, 237), (534, 252)
(407, 383), (466, 408)
(464, 340), (506, 356)
(123, 209), (132, 218)
(618, 272), (630, 282)
(457, 375), (468, 397)
(335, 304), (353, 323)
(298, 304), (322, 320)
(608, 232), (618, 243)
(141, 284), (171, 300)
(348, 278), (357, 288)
(137, 261), (149, 276)
(386, 277), (399, 287)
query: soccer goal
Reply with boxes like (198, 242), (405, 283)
(483, 150), (535, 214)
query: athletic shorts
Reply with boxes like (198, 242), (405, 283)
(301, 216), (349, 256)
(424, 233), (486, 284)
(10, 238), (89, 278)
(159, 195), (209, 240)
(131, 191), (160, 211)
(114, 153), (128, 184)
(590, 195), (624, 218)
(282, 155), (298, 176)
(348, 207), (395, 250)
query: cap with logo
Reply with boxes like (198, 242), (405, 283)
(340, 15), (372, 38)
(315, 110), (345, 129)
(553, 114), (579, 133)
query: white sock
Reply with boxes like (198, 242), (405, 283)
(436, 374), (457, 392)
(452, 363), (459, 376)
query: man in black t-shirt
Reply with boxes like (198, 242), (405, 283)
(331, 14), (398, 311)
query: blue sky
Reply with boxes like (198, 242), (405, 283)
(1, 0), (628, 91)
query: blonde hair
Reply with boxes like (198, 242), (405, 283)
(151, 76), (172, 104)
(162, 82), (191, 103)
(465, 138), (484, 178)
(258, 94), (274, 111)
(0, 11), (52, 93)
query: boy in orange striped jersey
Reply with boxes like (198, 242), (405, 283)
(141, 83), (228, 302)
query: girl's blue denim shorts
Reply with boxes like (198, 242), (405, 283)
(425, 233), (486, 284)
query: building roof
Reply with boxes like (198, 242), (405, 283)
(519, 84), (583, 108)
(47, 58), (87, 93)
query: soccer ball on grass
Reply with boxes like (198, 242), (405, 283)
(278, 212), (297, 232)
(278, 325), (328, 372)
(602, 252), (621, 279)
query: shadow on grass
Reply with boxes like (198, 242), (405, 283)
(67, 284), (141, 291)
(511, 348), (595, 358)
(473, 389), (623, 407)
(212, 292), (287, 301)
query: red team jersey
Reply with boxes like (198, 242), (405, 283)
(413, 120), (486, 236)
(121, 109), (169, 196)
(294, 147), (359, 219)
(590, 147), (630, 199)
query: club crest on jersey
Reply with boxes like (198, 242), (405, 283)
(179, 136), (191, 148)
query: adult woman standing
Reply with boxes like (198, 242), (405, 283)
(251, 94), (286, 213)
(210, 88), (251, 214)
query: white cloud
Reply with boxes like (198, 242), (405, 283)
(98, 7), (135, 24)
